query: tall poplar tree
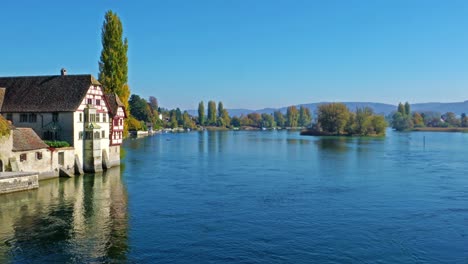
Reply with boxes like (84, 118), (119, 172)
(98, 10), (130, 112)
(198, 101), (205, 125)
(298, 106), (312, 127)
(207, 101), (217, 125)
(218, 102), (224, 118)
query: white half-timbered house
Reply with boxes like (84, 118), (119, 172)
(104, 94), (127, 168)
(0, 70), (126, 173)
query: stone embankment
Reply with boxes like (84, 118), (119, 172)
(0, 172), (39, 194)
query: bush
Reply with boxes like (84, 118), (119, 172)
(44, 140), (70, 148)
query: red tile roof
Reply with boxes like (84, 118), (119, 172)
(12, 128), (48, 151)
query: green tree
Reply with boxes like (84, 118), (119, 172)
(218, 102), (224, 119)
(370, 115), (387, 135)
(169, 111), (178, 128)
(442, 112), (460, 127)
(98, 10), (130, 112)
(298, 106), (312, 127)
(207, 101), (217, 125)
(129, 94), (152, 122)
(286, 106), (299, 127)
(231, 116), (241, 127)
(261, 113), (276, 128)
(175, 108), (183, 126)
(354, 107), (373, 135)
(274, 111), (286, 128)
(392, 111), (413, 131)
(182, 111), (196, 129)
(218, 108), (231, 127)
(317, 103), (350, 134)
(397, 102), (406, 115)
(198, 101), (205, 126)
(461, 113), (468, 127)
(404, 102), (411, 116)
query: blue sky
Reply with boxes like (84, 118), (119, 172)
(1, 1), (468, 110)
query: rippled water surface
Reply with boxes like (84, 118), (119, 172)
(1, 130), (468, 263)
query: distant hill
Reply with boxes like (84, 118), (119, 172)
(187, 101), (468, 117)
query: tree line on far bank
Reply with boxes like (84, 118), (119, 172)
(197, 101), (312, 129)
(392, 102), (468, 131)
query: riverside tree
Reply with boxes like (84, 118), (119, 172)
(98, 10), (130, 112)
(129, 94), (152, 122)
(207, 101), (217, 125)
(286, 106), (299, 127)
(392, 102), (413, 131)
(198, 101), (205, 125)
(298, 106), (312, 127)
(317, 103), (350, 134)
(274, 111), (286, 128)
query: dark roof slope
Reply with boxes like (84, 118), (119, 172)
(0, 75), (101, 112)
(12, 128), (48, 151)
(104, 93), (126, 117)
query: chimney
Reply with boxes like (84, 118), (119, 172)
(61, 68), (67, 76)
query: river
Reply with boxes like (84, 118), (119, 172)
(1, 130), (468, 263)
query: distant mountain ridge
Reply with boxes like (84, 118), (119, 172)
(187, 101), (468, 117)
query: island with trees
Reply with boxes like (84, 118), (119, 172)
(300, 103), (387, 137)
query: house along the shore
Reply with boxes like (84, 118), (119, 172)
(0, 69), (126, 180)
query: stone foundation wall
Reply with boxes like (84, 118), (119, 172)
(0, 172), (39, 194)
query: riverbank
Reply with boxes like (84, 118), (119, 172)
(411, 127), (468, 132)
(300, 129), (384, 137)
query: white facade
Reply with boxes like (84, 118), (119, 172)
(74, 84), (111, 171)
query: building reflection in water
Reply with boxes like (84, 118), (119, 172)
(0, 167), (128, 263)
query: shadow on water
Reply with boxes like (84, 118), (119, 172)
(0, 167), (128, 263)
(314, 137), (351, 153)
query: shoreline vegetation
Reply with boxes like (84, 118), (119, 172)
(391, 102), (468, 132)
(300, 103), (387, 137)
(411, 127), (468, 132)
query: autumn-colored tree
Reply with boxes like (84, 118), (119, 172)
(286, 106), (299, 127)
(98, 10), (130, 112)
(247, 113), (262, 128)
(182, 111), (196, 129)
(0, 115), (10, 137)
(412, 112), (424, 127)
(317, 103), (350, 134)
